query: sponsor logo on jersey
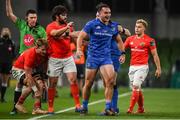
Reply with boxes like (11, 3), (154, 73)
(23, 34), (34, 46)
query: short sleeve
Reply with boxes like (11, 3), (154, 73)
(149, 39), (156, 50)
(124, 37), (130, 48)
(24, 50), (36, 68)
(14, 18), (26, 30)
(83, 21), (93, 34)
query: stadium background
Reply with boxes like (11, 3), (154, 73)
(0, 0), (180, 88)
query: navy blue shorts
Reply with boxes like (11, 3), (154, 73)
(86, 57), (113, 69)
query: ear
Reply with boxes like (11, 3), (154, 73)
(25, 16), (28, 21)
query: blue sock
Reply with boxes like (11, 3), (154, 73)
(82, 100), (88, 109)
(111, 86), (118, 110)
(105, 101), (111, 110)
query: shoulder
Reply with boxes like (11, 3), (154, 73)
(144, 34), (155, 42)
(127, 35), (136, 40)
(85, 19), (98, 26)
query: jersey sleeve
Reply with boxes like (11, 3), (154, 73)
(46, 24), (55, 36)
(14, 18), (26, 30)
(124, 37), (130, 48)
(37, 26), (47, 39)
(24, 50), (36, 68)
(83, 21), (93, 34)
(149, 39), (156, 50)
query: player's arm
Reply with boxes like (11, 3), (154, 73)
(6, 0), (17, 23)
(151, 48), (161, 78)
(76, 31), (88, 56)
(115, 34), (126, 64)
(118, 25), (131, 37)
(50, 22), (73, 37)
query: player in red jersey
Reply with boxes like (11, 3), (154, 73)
(11, 39), (48, 114)
(124, 19), (161, 114)
(46, 5), (81, 113)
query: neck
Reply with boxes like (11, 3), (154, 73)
(137, 33), (144, 38)
(99, 18), (108, 25)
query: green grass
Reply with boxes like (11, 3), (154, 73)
(0, 87), (180, 119)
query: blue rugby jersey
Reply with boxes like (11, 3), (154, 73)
(83, 19), (118, 58)
(110, 21), (121, 57)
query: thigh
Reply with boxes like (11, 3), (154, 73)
(85, 68), (98, 82)
(47, 57), (63, 77)
(133, 66), (149, 86)
(63, 56), (77, 73)
(100, 64), (114, 81)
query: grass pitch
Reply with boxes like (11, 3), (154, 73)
(0, 86), (180, 119)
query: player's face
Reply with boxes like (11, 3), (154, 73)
(27, 13), (37, 27)
(38, 45), (47, 56)
(58, 13), (68, 23)
(99, 7), (111, 23)
(135, 23), (145, 36)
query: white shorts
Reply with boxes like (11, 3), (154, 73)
(11, 67), (25, 82)
(128, 65), (149, 88)
(47, 56), (77, 77)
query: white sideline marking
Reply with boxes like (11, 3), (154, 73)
(28, 92), (131, 120)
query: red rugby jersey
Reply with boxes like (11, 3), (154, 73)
(124, 34), (156, 65)
(46, 21), (73, 58)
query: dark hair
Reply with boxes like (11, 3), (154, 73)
(35, 38), (48, 48)
(52, 5), (68, 21)
(96, 3), (110, 12)
(26, 9), (37, 16)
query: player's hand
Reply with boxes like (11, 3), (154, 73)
(155, 68), (161, 78)
(67, 22), (74, 28)
(76, 48), (83, 58)
(119, 54), (125, 64)
(34, 91), (41, 98)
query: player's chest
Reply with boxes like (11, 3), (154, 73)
(129, 39), (149, 49)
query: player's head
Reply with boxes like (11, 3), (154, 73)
(52, 5), (68, 24)
(25, 9), (38, 28)
(35, 38), (48, 56)
(96, 3), (111, 24)
(135, 19), (148, 36)
(1, 27), (11, 39)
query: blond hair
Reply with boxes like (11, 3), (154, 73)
(136, 19), (148, 29)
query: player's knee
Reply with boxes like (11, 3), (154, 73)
(105, 79), (114, 88)
(132, 82), (141, 90)
(85, 80), (93, 89)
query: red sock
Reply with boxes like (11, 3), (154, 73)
(48, 88), (55, 109)
(138, 91), (144, 109)
(70, 83), (80, 107)
(34, 101), (41, 109)
(129, 90), (139, 111)
(18, 96), (25, 104)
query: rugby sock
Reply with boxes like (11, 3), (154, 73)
(138, 91), (144, 110)
(48, 88), (55, 111)
(111, 85), (118, 110)
(1, 83), (7, 100)
(128, 90), (139, 112)
(13, 90), (22, 110)
(82, 100), (88, 109)
(70, 83), (81, 107)
(34, 101), (41, 109)
(105, 100), (111, 110)
(18, 96), (25, 104)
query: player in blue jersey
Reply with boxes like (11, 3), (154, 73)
(76, 3), (125, 116)
(110, 24), (131, 115)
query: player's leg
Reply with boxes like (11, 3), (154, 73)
(63, 56), (81, 112)
(32, 77), (48, 114)
(10, 69), (25, 115)
(81, 68), (97, 114)
(111, 56), (121, 114)
(15, 86), (32, 113)
(99, 64), (115, 115)
(127, 65), (148, 113)
(47, 57), (61, 113)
